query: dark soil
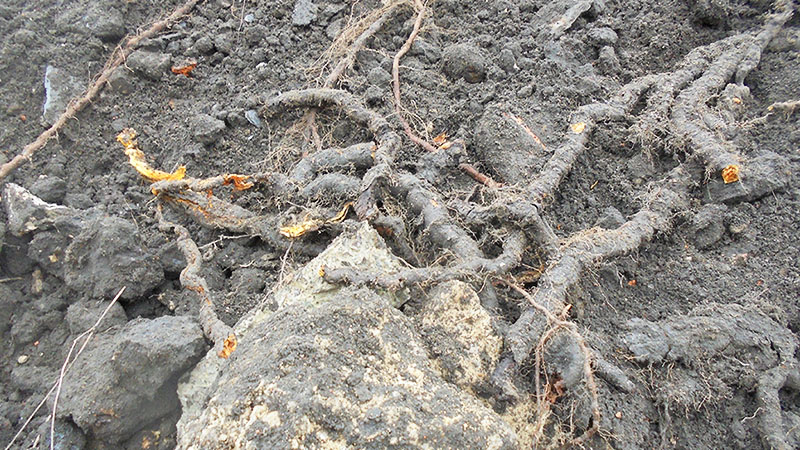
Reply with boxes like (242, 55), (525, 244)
(1, 0), (799, 448)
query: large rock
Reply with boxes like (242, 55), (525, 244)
(63, 215), (164, 299)
(57, 316), (206, 444)
(3, 183), (164, 299)
(176, 224), (516, 449)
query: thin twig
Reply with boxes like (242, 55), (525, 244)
(458, 163), (502, 188)
(504, 112), (547, 151)
(0, 0), (201, 181)
(4, 287), (126, 450)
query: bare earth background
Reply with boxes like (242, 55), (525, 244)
(0, 0), (799, 449)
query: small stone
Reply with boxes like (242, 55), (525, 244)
(442, 44), (487, 83)
(692, 204), (727, 249)
(126, 50), (172, 81)
(409, 38), (442, 64)
(213, 33), (235, 55)
(364, 86), (384, 106)
(245, 110), (262, 128)
(194, 35), (215, 54)
(17, 355), (29, 365)
(497, 48), (517, 73)
(292, 0), (317, 26)
(82, 5), (126, 42)
(588, 27), (618, 46)
(30, 175), (67, 204)
(597, 46), (621, 74)
(42, 66), (83, 125)
(244, 13), (255, 23)
(367, 67), (392, 87)
(107, 67), (135, 95)
(192, 114), (227, 145)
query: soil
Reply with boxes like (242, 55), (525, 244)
(1, 0), (799, 449)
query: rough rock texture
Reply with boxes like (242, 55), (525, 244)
(417, 280), (502, 391)
(442, 43), (487, 83)
(63, 215), (164, 299)
(42, 65), (83, 125)
(3, 183), (163, 299)
(176, 225), (515, 449)
(57, 316), (205, 444)
(177, 289), (516, 450)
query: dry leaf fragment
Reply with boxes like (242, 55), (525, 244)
(280, 216), (323, 238)
(171, 62), (197, 77)
(218, 334), (237, 358)
(117, 128), (186, 182)
(433, 132), (448, 145)
(326, 202), (353, 224)
(279, 202), (353, 238)
(223, 174), (254, 191)
(721, 164), (740, 184)
(570, 122), (586, 134)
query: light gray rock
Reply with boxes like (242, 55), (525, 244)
(192, 114), (226, 145)
(42, 66), (83, 125)
(292, 0), (317, 26)
(417, 281), (502, 391)
(127, 50), (172, 81)
(176, 224), (515, 449)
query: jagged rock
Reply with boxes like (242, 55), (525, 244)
(292, 0), (317, 26)
(57, 316), (205, 444)
(705, 151), (792, 204)
(3, 183), (77, 237)
(4, 184), (164, 299)
(191, 114), (226, 145)
(691, 204), (727, 249)
(127, 50), (172, 81)
(176, 224), (515, 449)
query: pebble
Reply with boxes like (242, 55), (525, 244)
(442, 44), (487, 83)
(106, 67), (135, 95)
(126, 50), (172, 81)
(82, 5), (126, 42)
(292, 0), (317, 26)
(194, 35), (215, 54)
(192, 114), (227, 145)
(588, 27), (619, 46)
(30, 175), (67, 204)
(597, 46), (621, 74)
(245, 110), (262, 128)
(17, 355), (29, 365)
(244, 13), (255, 23)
